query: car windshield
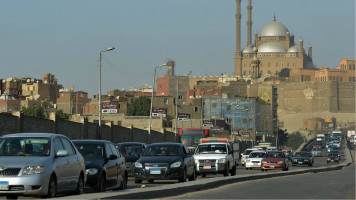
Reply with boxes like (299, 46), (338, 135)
(312, 148), (320, 151)
(74, 143), (104, 160)
(328, 154), (338, 157)
(249, 152), (265, 158)
(295, 152), (310, 157)
(0, 137), (51, 156)
(243, 149), (253, 155)
(118, 144), (143, 158)
(195, 144), (227, 154)
(143, 145), (182, 156)
(264, 152), (284, 158)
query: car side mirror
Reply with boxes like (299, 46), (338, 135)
(56, 150), (69, 157)
(107, 154), (118, 160)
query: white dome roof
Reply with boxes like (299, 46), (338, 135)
(242, 45), (254, 53)
(287, 45), (299, 52)
(260, 20), (289, 37)
(258, 42), (286, 53)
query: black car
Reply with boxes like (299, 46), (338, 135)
(327, 153), (340, 163)
(133, 142), (196, 183)
(73, 140), (127, 192)
(291, 151), (314, 166)
(116, 142), (147, 176)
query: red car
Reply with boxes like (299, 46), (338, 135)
(327, 153), (340, 163)
(261, 151), (289, 171)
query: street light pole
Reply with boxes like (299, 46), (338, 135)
(148, 63), (167, 143)
(99, 46), (115, 137)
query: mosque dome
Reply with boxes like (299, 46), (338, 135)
(260, 20), (289, 37)
(287, 45), (299, 52)
(258, 42), (286, 53)
(242, 45), (254, 53)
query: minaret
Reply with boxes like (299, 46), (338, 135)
(234, 0), (242, 78)
(247, 0), (252, 46)
(308, 45), (312, 61)
(251, 46), (260, 80)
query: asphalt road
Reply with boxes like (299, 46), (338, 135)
(167, 162), (355, 199)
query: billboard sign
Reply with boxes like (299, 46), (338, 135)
(202, 120), (213, 128)
(152, 107), (167, 117)
(178, 113), (190, 121)
(102, 102), (118, 113)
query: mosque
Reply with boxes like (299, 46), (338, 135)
(234, 0), (314, 80)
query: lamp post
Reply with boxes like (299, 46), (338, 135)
(99, 46), (115, 137)
(148, 63), (167, 143)
(274, 118), (279, 148)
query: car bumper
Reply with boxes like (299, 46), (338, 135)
(196, 163), (227, 173)
(261, 163), (284, 170)
(133, 166), (184, 180)
(292, 160), (312, 165)
(0, 173), (50, 197)
(245, 162), (261, 168)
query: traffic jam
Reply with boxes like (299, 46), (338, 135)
(0, 130), (347, 199)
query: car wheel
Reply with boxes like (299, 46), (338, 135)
(261, 169), (264, 171)
(189, 169), (196, 181)
(96, 173), (106, 192)
(119, 173), (128, 190)
(179, 168), (187, 182)
(75, 174), (84, 195)
(223, 165), (229, 177)
(245, 168), (248, 170)
(46, 175), (57, 198)
(147, 179), (154, 183)
(134, 179), (142, 184)
(230, 165), (237, 176)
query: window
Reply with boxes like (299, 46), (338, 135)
(243, 119), (248, 124)
(109, 144), (119, 157)
(329, 76), (332, 81)
(60, 137), (75, 155)
(212, 103), (216, 108)
(178, 95), (183, 100)
(194, 107), (198, 112)
(105, 143), (113, 157)
(237, 87), (240, 93)
(54, 138), (64, 153)
(164, 98), (169, 104)
(227, 105), (231, 111)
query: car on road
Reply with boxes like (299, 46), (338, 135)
(245, 151), (265, 170)
(73, 140), (127, 192)
(241, 148), (256, 166)
(291, 151), (314, 166)
(0, 133), (86, 199)
(133, 143), (196, 183)
(311, 147), (322, 157)
(329, 150), (341, 160)
(327, 153), (340, 163)
(116, 142), (147, 176)
(261, 151), (289, 171)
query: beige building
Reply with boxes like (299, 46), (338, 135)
(234, 0), (314, 79)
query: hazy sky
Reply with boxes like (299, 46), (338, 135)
(1, 0), (355, 97)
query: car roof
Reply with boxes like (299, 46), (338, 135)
(116, 142), (146, 146)
(250, 150), (265, 153)
(72, 140), (111, 144)
(1, 133), (59, 138)
(149, 142), (182, 146)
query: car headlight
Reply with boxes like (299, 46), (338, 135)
(170, 162), (181, 168)
(294, 159), (297, 162)
(246, 160), (251, 163)
(22, 166), (45, 175)
(218, 158), (226, 163)
(134, 162), (143, 168)
(261, 161), (267, 164)
(86, 168), (98, 175)
(278, 161), (284, 164)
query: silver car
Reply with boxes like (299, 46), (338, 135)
(0, 133), (86, 199)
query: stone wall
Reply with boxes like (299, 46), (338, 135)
(277, 81), (355, 113)
(0, 113), (177, 144)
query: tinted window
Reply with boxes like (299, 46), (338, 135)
(54, 137), (64, 153)
(105, 143), (113, 157)
(109, 143), (119, 157)
(60, 137), (75, 155)
(74, 143), (104, 160)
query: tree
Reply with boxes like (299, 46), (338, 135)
(21, 102), (70, 120)
(126, 96), (151, 116)
(279, 68), (290, 77)
(286, 131), (305, 150)
(277, 129), (288, 148)
(56, 110), (70, 120)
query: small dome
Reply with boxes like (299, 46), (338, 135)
(242, 45), (254, 53)
(260, 20), (289, 37)
(287, 45), (299, 52)
(258, 42), (286, 53)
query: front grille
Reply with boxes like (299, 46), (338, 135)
(267, 161), (277, 164)
(199, 159), (216, 164)
(252, 161), (260, 163)
(0, 168), (21, 176)
(145, 163), (168, 168)
(9, 185), (25, 191)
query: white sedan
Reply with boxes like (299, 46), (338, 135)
(245, 151), (266, 170)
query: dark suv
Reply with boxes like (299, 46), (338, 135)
(291, 151), (314, 167)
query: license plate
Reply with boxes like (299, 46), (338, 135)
(203, 165), (211, 169)
(150, 169), (161, 174)
(298, 161), (303, 164)
(253, 163), (259, 165)
(270, 165), (275, 168)
(0, 181), (9, 190)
